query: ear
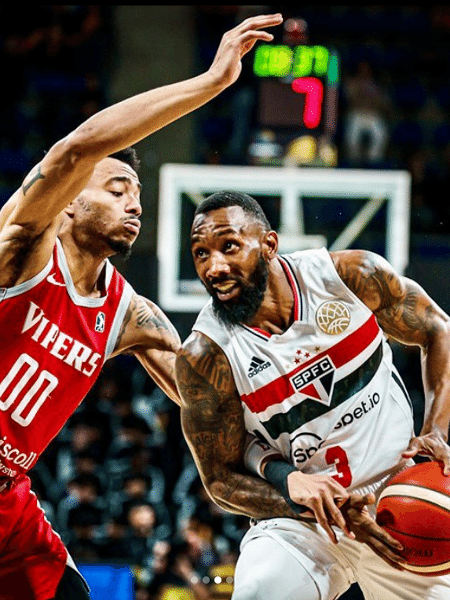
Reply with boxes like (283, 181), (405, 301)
(262, 230), (278, 259)
(64, 199), (77, 218)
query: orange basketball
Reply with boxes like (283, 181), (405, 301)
(376, 461), (450, 576)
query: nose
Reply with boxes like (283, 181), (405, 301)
(126, 194), (142, 218)
(206, 251), (230, 280)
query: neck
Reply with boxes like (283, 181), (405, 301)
(57, 232), (109, 297)
(247, 257), (295, 334)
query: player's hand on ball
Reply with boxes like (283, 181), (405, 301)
(287, 471), (355, 544)
(208, 13), (283, 88)
(341, 493), (407, 571)
(402, 430), (450, 475)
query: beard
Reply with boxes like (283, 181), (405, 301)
(105, 237), (133, 260)
(209, 255), (269, 327)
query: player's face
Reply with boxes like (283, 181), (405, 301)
(73, 157), (142, 257)
(191, 206), (270, 326)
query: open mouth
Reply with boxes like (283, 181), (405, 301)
(213, 280), (239, 301)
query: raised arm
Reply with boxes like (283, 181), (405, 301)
(0, 13), (283, 272)
(332, 249), (450, 470)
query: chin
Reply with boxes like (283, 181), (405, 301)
(107, 238), (133, 259)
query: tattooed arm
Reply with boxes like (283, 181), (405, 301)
(111, 292), (181, 404)
(176, 330), (351, 521)
(332, 249), (450, 471)
(176, 329), (408, 558)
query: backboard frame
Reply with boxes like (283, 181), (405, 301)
(157, 164), (411, 312)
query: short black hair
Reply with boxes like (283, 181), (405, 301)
(109, 146), (140, 172)
(194, 190), (271, 230)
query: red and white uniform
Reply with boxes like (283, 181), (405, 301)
(194, 249), (450, 600)
(193, 248), (414, 493)
(0, 237), (133, 599)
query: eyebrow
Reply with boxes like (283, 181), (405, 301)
(191, 226), (242, 242)
(105, 176), (142, 191)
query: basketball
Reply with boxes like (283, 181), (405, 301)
(376, 461), (450, 576)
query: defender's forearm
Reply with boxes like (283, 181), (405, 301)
(67, 71), (223, 159)
(65, 13), (283, 161)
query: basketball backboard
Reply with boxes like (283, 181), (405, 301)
(157, 164), (411, 312)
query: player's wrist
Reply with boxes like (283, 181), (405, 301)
(264, 460), (309, 514)
(200, 68), (230, 95)
(243, 435), (282, 478)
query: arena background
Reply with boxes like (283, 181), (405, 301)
(2, 6), (450, 599)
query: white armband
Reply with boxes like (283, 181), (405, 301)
(243, 433), (283, 479)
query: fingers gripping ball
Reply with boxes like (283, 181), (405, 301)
(376, 461), (450, 576)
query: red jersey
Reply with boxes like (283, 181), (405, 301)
(0, 237), (133, 479)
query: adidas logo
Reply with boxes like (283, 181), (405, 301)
(248, 356), (271, 378)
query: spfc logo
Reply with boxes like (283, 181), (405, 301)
(316, 301), (350, 335)
(95, 311), (105, 333)
(290, 356), (335, 406)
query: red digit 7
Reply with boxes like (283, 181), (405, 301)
(291, 77), (323, 129)
(325, 445), (352, 487)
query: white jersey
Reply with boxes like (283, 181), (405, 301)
(193, 248), (415, 492)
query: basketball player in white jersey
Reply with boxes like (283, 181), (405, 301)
(175, 190), (450, 600)
(0, 15), (283, 600)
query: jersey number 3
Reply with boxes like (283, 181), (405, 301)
(326, 445), (352, 487)
(0, 353), (58, 427)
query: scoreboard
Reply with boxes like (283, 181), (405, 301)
(252, 44), (339, 136)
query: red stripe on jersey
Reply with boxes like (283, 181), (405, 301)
(279, 257), (300, 320)
(241, 314), (381, 413)
(246, 325), (271, 339)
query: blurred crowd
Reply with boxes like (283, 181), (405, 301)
(2, 5), (450, 600)
(0, 6), (113, 204)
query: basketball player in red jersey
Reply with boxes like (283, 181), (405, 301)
(0, 14), (283, 600)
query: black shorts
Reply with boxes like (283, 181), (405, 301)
(52, 566), (90, 600)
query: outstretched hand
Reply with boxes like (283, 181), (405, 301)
(208, 13), (283, 88)
(402, 430), (450, 475)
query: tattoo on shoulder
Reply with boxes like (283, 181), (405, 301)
(114, 294), (176, 353)
(335, 251), (403, 311)
(113, 295), (135, 351)
(178, 337), (234, 399)
(377, 279), (442, 341)
(22, 165), (45, 195)
(335, 251), (445, 342)
(134, 296), (174, 334)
